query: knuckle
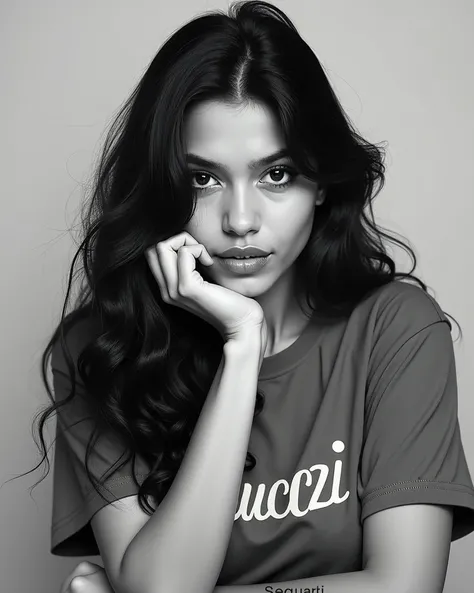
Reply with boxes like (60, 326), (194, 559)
(180, 231), (198, 245)
(70, 575), (88, 591)
(177, 282), (190, 297)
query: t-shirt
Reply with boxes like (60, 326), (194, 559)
(50, 280), (474, 584)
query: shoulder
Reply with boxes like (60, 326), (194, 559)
(358, 279), (450, 339)
(352, 281), (453, 385)
(347, 280), (453, 375)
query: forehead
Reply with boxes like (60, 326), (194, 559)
(183, 100), (284, 152)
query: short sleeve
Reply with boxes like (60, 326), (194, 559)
(359, 318), (474, 542)
(50, 319), (151, 557)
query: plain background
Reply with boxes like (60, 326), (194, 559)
(1, 1), (473, 591)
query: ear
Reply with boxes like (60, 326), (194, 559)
(315, 188), (326, 206)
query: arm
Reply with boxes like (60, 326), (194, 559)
(64, 503), (452, 593)
(120, 330), (262, 593)
(212, 503), (453, 593)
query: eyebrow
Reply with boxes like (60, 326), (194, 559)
(185, 148), (291, 171)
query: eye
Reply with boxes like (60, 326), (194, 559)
(189, 165), (298, 193)
(260, 165), (297, 189)
(190, 171), (219, 192)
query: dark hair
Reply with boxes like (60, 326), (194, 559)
(9, 0), (461, 517)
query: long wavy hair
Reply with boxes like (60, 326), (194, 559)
(9, 0), (461, 516)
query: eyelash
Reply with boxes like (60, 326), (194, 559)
(190, 165), (297, 193)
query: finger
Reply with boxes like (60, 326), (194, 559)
(145, 246), (169, 302)
(159, 233), (199, 296)
(157, 235), (208, 299)
(59, 567), (82, 593)
(170, 231), (200, 248)
(58, 571), (81, 593)
(167, 232), (213, 265)
(59, 562), (103, 593)
(156, 242), (179, 299)
(149, 234), (212, 301)
(176, 245), (207, 296)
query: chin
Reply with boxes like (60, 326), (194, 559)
(219, 275), (276, 297)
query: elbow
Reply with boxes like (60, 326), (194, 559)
(117, 555), (153, 593)
(118, 552), (185, 593)
(116, 552), (148, 593)
(110, 569), (143, 593)
(119, 537), (220, 593)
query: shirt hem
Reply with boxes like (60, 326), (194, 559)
(51, 478), (150, 557)
(360, 480), (474, 542)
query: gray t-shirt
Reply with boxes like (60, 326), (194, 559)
(50, 280), (474, 584)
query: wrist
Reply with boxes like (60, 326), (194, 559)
(224, 328), (262, 353)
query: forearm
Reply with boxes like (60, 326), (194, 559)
(213, 568), (403, 593)
(120, 333), (262, 593)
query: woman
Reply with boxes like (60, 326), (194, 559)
(13, 1), (474, 592)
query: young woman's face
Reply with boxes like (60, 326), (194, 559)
(182, 100), (323, 298)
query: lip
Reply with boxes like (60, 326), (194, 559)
(216, 254), (271, 275)
(218, 245), (271, 258)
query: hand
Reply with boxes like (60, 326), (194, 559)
(145, 231), (266, 343)
(59, 561), (113, 593)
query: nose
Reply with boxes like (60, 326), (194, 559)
(221, 188), (261, 236)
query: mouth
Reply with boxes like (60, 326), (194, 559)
(219, 256), (266, 260)
(216, 254), (271, 274)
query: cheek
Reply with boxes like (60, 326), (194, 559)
(182, 213), (204, 241)
(183, 203), (213, 236)
(276, 208), (315, 260)
(280, 206), (315, 240)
